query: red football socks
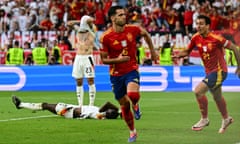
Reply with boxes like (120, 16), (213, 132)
(121, 105), (134, 131)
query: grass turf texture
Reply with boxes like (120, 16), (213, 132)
(0, 91), (239, 144)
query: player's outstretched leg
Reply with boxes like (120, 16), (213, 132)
(218, 116), (234, 134)
(12, 96), (21, 109)
(192, 118), (209, 131)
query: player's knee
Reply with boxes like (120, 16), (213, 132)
(76, 79), (83, 86)
(42, 102), (48, 110)
(127, 92), (140, 104)
(119, 96), (130, 108)
(87, 78), (95, 85)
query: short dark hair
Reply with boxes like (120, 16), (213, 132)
(14, 40), (19, 46)
(197, 15), (211, 25)
(105, 109), (119, 119)
(108, 5), (124, 18)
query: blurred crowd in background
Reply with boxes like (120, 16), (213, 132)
(0, 0), (239, 66)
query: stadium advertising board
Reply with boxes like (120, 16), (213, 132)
(0, 66), (239, 92)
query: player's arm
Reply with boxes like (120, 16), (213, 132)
(177, 48), (191, 58)
(67, 20), (80, 26)
(67, 20), (81, 32)
(226, 43), (240, 76)
(139, 26), (158, 61)
(100, 51), (130, 64)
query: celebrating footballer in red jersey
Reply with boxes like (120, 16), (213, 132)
(100, 6), (157, 143)
(100, 25), (141, 76)
(174, 15), (240, 134)
(188, 32), (230, 74)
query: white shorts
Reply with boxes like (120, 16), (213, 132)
(72, 55), (95, 79)
(55, 103), (100, 119)
(55, 103), (78, 118)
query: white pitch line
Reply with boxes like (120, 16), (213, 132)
(0, 115), (57, 122)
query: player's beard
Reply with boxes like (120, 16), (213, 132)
(116, 19), (126, 27)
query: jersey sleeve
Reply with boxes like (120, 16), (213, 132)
(221, 38), (231, 48)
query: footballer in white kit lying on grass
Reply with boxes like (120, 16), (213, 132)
(12, 95), (120, 119)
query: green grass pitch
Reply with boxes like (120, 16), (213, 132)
(0, 91), (239, 144)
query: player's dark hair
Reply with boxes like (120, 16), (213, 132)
(108, 5), (124, 18)
(197, 15), (211, 25)
(105, 109), (119, 119)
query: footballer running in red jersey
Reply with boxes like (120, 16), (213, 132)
(174, 14), (240, 134)
(100, 5), (157, 143)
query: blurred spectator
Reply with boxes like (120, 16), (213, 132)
(57, 30), (72, 50)
(208, 7), (221, 31)
(0, 9), (7, 33)
(51, 40), (62, 64)
(141, 8), (153, 28)
(159, 33), (173, 65)
(32, 40), (49, 65)
(17, 8), (29, 32)
(63, 5), (71, 26)
(70, 0), (86, 20)
(48, 55), (59, 65)
(136, 40), (147, 65)
(183, 7), (194, 35)
(172, 0), (182, 11)
(49, 0), (62, 29)
(225, 49), (237, 66)
(0, 1), (11, 14)
(86, 0), (96, 16)
(30, 31), (40, 49)
(23, 41), (31, 51)
(28, 12), (39, 31)
(159, 23), (170, 35)
(171, 20), (185, 38)
(141, 0), (151, 14)
(127, 0), (141, 23)
(192, 6), (200, 33)
(94, 2), (106, 31)
(38, 8), (47, 25)
(23, 42), (33, 65)
(58, 38), (70, 51)
(5, 12), (18, 32)
(6, 40), (24, 65)
(147, 21), (160, 35)
(166, 7), (179, 30)
(39, 14), (54, 31)
(103, 0), (113, 16)
(58, 21), (68, 31)
(38, 0), (49, 11)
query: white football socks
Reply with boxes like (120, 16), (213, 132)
(20, 102), (42, 110)
(89, 84), (96, 106)
(76, 86), (84, 107)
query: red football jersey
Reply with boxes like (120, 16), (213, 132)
(100, 25), (141, 76)
(188, 32), (231, 74)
